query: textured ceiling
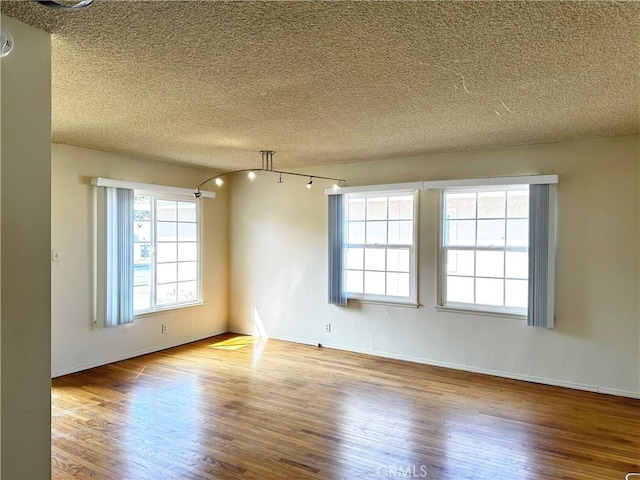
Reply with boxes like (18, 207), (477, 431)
(2, 1), (639, 170)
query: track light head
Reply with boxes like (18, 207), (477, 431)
(248, 171), (256, 180)
(33, 0), (94, 9)
(1, 27), (14, 58)
(215, 177), (224, 187)
(277, 174), (283, 186)
(193, 188), (202, 198)
(306, 177), (314, 189)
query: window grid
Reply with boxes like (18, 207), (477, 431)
(344, 191), (416, 301)
(441, 186), (529, 314)
(134, 195), (200, 313)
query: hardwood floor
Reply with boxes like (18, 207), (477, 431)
(52, 334), (640, 479)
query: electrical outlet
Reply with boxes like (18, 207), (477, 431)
(325, 323), (331, 333)
(161, 324), (168, 334)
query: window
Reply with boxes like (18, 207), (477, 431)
(133, 194), (201, 313)
(440, 185), (529, 315)
(343, 190), (417, 303)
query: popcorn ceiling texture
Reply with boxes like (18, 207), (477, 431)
(2, 1), (638, 170)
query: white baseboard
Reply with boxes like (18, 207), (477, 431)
(52, 329), (228, 378)
(265, 334), (640, 400)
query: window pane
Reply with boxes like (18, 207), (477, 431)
(388, 221), (398, 244)
(178, 222), (197, 242)
(446, 276), (474, 303)
(387, 248), (410, 272)
(388, 196), (413, 220)
(366, 221), (387, 245)
(477, 219), (505, 246)
(364, 248), (385, 271)
(446, 250), (474, 276)
(348, 198), (365, 221)
(177, 281), (198, 302)
(476, 278), (504, 306)
(157, 221), (177, 242)
(156, 200), (177, 221)
(387, 273), (410, 297)
(478, 191), (506, 218)
(157, 283), (177, 305)
(157, 243), (177, 262)
(134, 285), (151, 311)
(178, 202), (197, 222)
(134, 263), (151, 286)
(345, 248), (364, 270)
(506, 251), (528, 279)
(345, 270), (363, 294)
(476, 251), (504, 278)
(348, 222), (365, 244)
(134, 243), (152, 264)
(444, 220), (475, 246)
(445, 192), (476, 219)
(364, 271), (386, 295)
(134, 196), (151, 220)
(134, 220), (151, 242)
(178, 262), (198, 282)
(367, 197), (387, 221)
(157, 262), (177, 284)
(178, 242), (197, 262)
(388, 221), (412, 244)
(507, 190), (529, 218)
(505, 280), (528, 308)
(506, 219), (528, 247)
(396, 221), (413, 245)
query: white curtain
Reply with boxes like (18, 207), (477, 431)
(328, 194), (347, 306)
(102, 187), (134, 326)
(527, 184), (557, 328)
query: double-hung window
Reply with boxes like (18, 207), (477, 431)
(343, 190), (418, 304)
(133, 194), (201, 313)
(440, 185), (529, 315)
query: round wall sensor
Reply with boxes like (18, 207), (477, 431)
(1, 27), (14, 58)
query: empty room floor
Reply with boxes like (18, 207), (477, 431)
(52, 334), (640, 479)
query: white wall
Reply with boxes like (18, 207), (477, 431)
(229, 135), (640, 398)
(1, 15), (52, 479)
(51, 144), (229, 376)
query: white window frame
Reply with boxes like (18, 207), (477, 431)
(343, 189), (419, 306)
(437, 184), (529, 318)
(133, 191), (203, 315)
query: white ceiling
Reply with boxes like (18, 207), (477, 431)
(2, 0), (639, 170)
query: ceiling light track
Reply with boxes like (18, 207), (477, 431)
(194, 151), (345, 198)
(32, 0), (94, 10)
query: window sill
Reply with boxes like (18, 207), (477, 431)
(134, 301), (206, 318)
(348, 298), (419, 308)
(435, 305), (525, 320)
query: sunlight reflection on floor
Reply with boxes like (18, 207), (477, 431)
(208, 336), (257, 350)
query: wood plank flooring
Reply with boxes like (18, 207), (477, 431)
(52, 334), (640, 479)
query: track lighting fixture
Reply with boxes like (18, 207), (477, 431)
(0, 27), (14, 58)
(33, 0), (94, 9)
(194, 151), (345, 197)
